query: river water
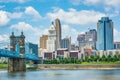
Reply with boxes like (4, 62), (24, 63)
(0, 69), (120, 80)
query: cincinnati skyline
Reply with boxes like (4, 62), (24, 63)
(0, 0), (120, 45)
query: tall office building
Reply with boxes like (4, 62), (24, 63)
(61, 36), (71, 50)
(77, 34), (86, 50)
(85, 29), (97, 49)
(40, 35), (48, 49)
(55, 18), (61, 49)
(97, 17), (114, 50)
(47, 22), (56, 52)
(77, 29), (97, 50)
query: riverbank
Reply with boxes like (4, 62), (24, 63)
(0, 64), (7, 69)
(37, 64), (120, 70)
(1, 63), (120, 70)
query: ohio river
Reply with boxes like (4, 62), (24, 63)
(0, 69), (120, 80)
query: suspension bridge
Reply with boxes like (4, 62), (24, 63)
(0, 32), (40, 72)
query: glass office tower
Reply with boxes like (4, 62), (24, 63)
(97, 17), (114, 50)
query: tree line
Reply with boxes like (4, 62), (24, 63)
(43, 54), (120, 64)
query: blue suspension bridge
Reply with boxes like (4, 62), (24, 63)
(0, 32), (40, 72)
(0, 48), (40, 60)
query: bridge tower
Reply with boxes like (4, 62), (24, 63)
(8, 32), (26, 72)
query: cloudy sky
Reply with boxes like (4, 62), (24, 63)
(0, 0), (120, 47)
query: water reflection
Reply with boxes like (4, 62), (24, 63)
(5, 71), (26, 80)
(97, 70), (120, 80)
(0, 70), (120, 80)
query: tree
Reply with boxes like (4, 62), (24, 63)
(94, 55), (100, 62)
(76, 59), (82, 64)
(90, 55), (95, 62)
(113, 54), (119, 62)
(101, 55), (107, 62)
(107, 55), (113, 62)
(84, 56), (89, 62)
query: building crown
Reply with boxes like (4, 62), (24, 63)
(50, 22), (55, 30)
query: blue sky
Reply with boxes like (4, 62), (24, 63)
(0, 0), (120, 47)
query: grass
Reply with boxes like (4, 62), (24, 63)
(0, 63), (7, 69)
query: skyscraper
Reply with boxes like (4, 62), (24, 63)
(97, 17), (114, 50)
(55, 18), (61, 49)
(40, 35), (48, 49)
(47, 22), (56, 52)
(85, 29), (97, 49)
(61, 36), (71, 50)
(77, 29), (97, 50)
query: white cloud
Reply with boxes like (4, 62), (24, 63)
(8, 12), (23, 19)
(84, 0), (102, 6)
(0, 6), (42, 26)
(47, 8), (106, 25)
(25, 6), (41, 20)
(0, 34), (9, 42)
(0, 10), (24, 26)
(114, 28), (120, 42)
(0, 11), (10, 26)
(70, 0), (120, 12)
(62, 24), (79, 42)
(84, 0), (120, 8)
(0, 0), (30, 3)
(0, 34), (9, 49)
(105, 0), (120, 8)
(10, 22), (33, 31)
(10, 22), (48, 43)
(69, 0), (81, 5)
(70, 0), (120, 7)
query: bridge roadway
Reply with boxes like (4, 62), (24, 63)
(0, 49), (40, 61)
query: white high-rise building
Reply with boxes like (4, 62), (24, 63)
(47, 22), (57, 52)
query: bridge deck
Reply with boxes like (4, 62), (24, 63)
(0, 49), (40, 60)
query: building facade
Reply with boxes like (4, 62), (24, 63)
(25, 42), (38, 55)
(77, 34), (86, 50)
(55, 18), (61, 49)
(61, 36), (71, 50)
(40, 35), (48, 49)
(71, 44), (76, 50)
(97, 17), (114, 50)
(44, 52), (54, 60)
(114, 42), (120, 49)
(56, 48), (69, 59)
(77, 29), (97, 50)
(47, 22), (57, 52)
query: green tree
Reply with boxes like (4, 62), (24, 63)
(107, 55), (113, 62)
(84, 56), (89, 62)
(101, 55), (107, 62)
(113, 54), (119, 62)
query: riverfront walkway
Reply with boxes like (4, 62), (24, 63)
(38, 64), (120, 70)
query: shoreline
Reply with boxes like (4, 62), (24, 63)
(1, 64), (120, 70)
(37, 64), (120, 70)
